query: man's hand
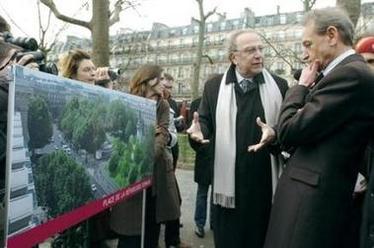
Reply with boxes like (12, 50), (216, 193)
(248, 117), (275, 152)
(299, 60), (320, 88)
(186, 112), (209, 144)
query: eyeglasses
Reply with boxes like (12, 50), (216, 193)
(234, 46), (264, 55)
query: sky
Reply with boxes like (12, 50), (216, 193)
(0, 0), (373, 44)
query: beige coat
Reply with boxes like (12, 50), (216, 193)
(109, 99), (180, 235)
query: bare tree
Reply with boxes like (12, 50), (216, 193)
(191, 0), (216, 100)
(301, 0), (317, 11)
(40, 0), (140, 66)
(37, 1), (88, 59)
(337, 0), (361, 27)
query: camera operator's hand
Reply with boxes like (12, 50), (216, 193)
(16, 53), (39, 70)
(96, 67), (110, 81)
(95, 67), (113, 89)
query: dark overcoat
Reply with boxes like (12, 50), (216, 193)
(361, 143), (374, 248)
(188, 97), (213, 186)
(264, 54), (374, 248)
(197, 64), (288, 247)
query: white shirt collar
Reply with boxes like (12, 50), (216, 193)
(322, 49), (355, 76)
(235, 69), (254, 83)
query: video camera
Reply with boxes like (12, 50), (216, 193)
(95, 68), (122, 88)
(2, 32), (58, 75)
(108, 68), (121, 81)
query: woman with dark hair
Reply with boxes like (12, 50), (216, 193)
(110, 64), (181, 248)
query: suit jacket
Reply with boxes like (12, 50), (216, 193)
(264, 54), (374, 248)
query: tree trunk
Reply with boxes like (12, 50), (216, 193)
(337, 0), (361, 27)
(191, 0), (215, 100)
(91, 0), (110, 66)
(191, 20), (205, 100)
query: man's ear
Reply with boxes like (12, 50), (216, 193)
(326, 26), (339, 46)
(229, 53), (237, 65)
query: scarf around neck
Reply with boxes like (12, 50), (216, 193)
(213, 67), (283, 208)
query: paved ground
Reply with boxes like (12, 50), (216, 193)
(172, 168), (214, 248)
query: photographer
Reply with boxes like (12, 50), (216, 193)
(0, 14), (40, 247)
(0, 14), (40, 174)
(58, 48), (119, 89)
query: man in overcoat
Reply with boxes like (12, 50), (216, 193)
(187, 30), (288, 248)
(263, 8), (374, 248)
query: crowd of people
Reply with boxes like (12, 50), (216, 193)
(1, 5), (374, 248)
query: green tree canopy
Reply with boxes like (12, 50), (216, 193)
(35, 151), (93, 217)
(27, 96), (53, 149)
(60, 98), (106, 154)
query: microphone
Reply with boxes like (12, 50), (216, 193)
(293, 69), (302, 81)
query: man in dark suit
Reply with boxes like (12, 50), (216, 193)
(187, 30), (288, 248)
(260, 8), (374, 248)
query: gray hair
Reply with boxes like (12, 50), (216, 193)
(303, 7), (354, 46)
(225, 29), (259, 62)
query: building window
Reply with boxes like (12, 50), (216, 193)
(294, 42), (302, 52)
(207, 23), (213, 32)
(296, 13), (303, 23)
(280, 15), (286, 24)
(277, 62), (284, 70)
(194, 25), (199, 33)
(192, 37), (198, 46)
(220, 22), (226, 31)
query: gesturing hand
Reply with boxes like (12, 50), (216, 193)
(186, 112), (209, 144)
(248, 117), (275, 152)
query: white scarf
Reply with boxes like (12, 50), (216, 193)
(213, 68), (283, 208)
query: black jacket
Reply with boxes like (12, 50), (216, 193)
(189, 97), (213, 185)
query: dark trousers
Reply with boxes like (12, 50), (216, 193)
(117, 235), (141, 248)
(212, 203), (269, 248)
(194, 183), (212, 229)
(164, 219), (181, 247)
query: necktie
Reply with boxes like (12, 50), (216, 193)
(240, 79), (250, 93)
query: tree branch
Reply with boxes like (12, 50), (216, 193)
(109, 0), (141, 26)
(257, 31), (294, 69)
(191, 17), (201, 24)
(204, 7), (217, 20)
(40, 0), (91, 30)
(109, 0), (123, 26)
(202, 54), (214, 64)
